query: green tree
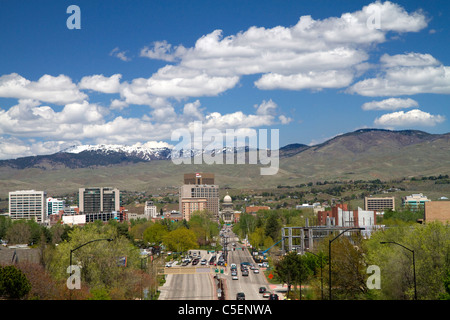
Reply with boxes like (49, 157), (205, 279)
(365, 221), (450, 300)
(163, 227), (197, 252)
(0, 265), (31, 299)
(264, 213), (280, 241)
(143, 223), (168, 245)
(46, 223), (140, 296)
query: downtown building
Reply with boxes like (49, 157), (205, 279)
(78, 187), (120, 214)
(364, 196), (395, 212)
(9, 190), (46, 223)
(179, 173), (219, 221)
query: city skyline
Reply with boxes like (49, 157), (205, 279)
(0, 0), (449, 160)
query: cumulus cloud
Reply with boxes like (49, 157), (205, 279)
(349, 52), (450, 96)
(361, 97), (419, 110)
(0, 73), (87, 105)
(79, 74), (122, 94)
(138, 1), (427, 94)
(374, 109), (445, 127)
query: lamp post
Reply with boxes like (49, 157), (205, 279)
(328, 227), (363, 300)
(380, 241), (417, 300)
(69, 238), (113, 299)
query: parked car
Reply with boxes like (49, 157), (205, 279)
(263, 292), (271, 298)
(236, 292), (245, 300)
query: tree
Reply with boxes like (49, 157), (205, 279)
(264, 213), (280, 242)
(143, 223), (168, 245)
(5, 221), (31, 245)
(0, 265), (31, 299)
(163, 227), (197, 253)
(46, 223), (140, 296)
(365, 221), (450, 300)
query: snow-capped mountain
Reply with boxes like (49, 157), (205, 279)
(62, 143), (174, 161)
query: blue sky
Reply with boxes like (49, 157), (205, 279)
(0, 0), (449, 159)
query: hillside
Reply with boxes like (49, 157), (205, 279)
(0, 129), (449, 197)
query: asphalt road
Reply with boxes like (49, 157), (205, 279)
(223, 242), (268, 300)
(158, 228), (270, 301)
(159, 272), (215, 300)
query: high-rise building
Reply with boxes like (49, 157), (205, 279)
(9, 190), (46, 223)
(179, 173), (219, 219)
(47, 197), (65, 216)
(180, 198), (207, 221)
(364, 196), (395, 212)
(78, 187), (120, 214)
(184, 173), (215, 185)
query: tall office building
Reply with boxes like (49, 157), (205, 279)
(184, 173), (215, 185)
(179, 173), (219, 219)
(364, 196), (395, 212)
(78, 187), (120, 214)
(9, 190), (46, 223)
(47, 197), (66, 216)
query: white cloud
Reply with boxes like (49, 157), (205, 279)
(361, 97), (419, 110)
(349, 53), (450, 96)
(79, 74), (122, 94)
(138, 1), (427, 94)
(110, 47), (131, 62)
(0, 73), (87, 105)
(140, 40), (186, 62)
(380, 52), (440, 68)
(255, 69), (355, 90)
(374, 109), (445, 127)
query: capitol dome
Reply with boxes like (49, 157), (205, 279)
(223, 194), (232, 203)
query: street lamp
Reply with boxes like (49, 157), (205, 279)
(69, 238), (114, 299)
(328, 227), (363, 300)
(380, 241), (417, 300)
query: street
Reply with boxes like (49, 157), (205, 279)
(158, 227), (274, 300)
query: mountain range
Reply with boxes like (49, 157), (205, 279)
(0, 128), (449, 195)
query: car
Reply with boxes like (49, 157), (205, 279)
(259, 287), (266, 293)
(165, 262), (172, 267)
(253, 268), (259, 274)
(263, 292), (270, 298)
(268, 293), (279, 300)
(201, 259), (207, 265)
(236, 292), (245, 300)
(232, 275), (238, 280)
(242, 270), (249, 276)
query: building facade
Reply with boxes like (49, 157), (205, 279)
(144, 201), (158, 219)
(318, 204), (377, 227)
(220, 193), (235, 224)
(424, 201), (450, 224)
(9, 190), (46, 223)
(47, 197), (65, 216)
(179, 173), (219, 219)
(402, 193), (430, 211)
(364, 196), (395, 212)
(180, 198), (207, 221)
(78, 187), (120, 214)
